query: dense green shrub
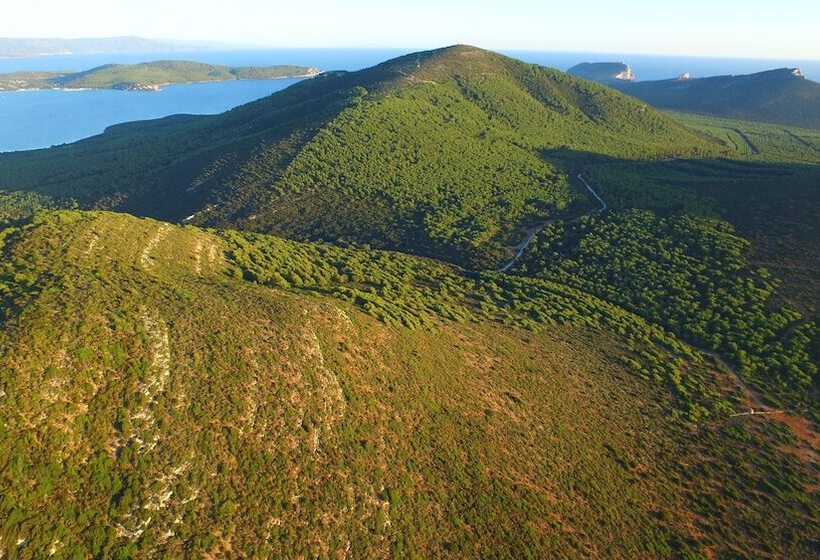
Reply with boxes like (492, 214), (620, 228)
(515, 209), (817, 413)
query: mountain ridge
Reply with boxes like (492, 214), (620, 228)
(570, 63), (820, 128)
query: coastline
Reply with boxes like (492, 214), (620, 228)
(0, 74), (304, 152)
(0, 69), (320, 93)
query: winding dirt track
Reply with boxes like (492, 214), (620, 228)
(498, 173), (606, 272)
(576, 173), (607, 211)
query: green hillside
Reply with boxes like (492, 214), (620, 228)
(669, 111), (820, 163)
(0, 211), (816, 558)
(0, 45), (722, 269)
(514, 115), (820, 419)
(0, 71), (66, 91)
(611, 68), (820, 129)
(513, 208), (817, 414)
(0, 60), (319, 92)
(576, 112), (820, 316)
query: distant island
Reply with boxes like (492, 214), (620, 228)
(0, 36), (229, 58)
(0, 60), (321, 92)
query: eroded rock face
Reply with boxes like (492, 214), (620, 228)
(615, 66), (635, 81)
(566, 62), (635, 83)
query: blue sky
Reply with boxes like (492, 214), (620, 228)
(3, 0), (819, 59)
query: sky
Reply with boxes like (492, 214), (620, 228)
(2, 0), (819, 60)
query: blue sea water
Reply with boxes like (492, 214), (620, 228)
(1, 48), (818, 153)
(0, 49), (408, 152)
(0, 78), (304, 152)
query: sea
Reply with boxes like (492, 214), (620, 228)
(1, 48), (818, 153)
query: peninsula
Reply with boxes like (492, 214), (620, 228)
(0, 60), (320, 92)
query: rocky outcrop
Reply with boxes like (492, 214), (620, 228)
(567, 62), (635, 84)
(615, 66), (635, 81)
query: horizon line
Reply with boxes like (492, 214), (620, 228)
(1, 36), (819, 63)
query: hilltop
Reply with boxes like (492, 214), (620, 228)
(0, 45), (722, 269)
(0, 61), (320, 92)
(580, 65), (820, 128)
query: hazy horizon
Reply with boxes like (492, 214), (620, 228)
(3, 0), (819, 60)
(2, 38), (819, 67)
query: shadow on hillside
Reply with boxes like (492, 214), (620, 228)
(541, 147), (818, 176)
(537, 148), (820, 312)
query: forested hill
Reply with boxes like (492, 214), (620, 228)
(0, 61), (321, 92)
(608, 68), (820, 129)
(0, 45), (721, 269)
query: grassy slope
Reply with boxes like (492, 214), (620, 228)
(0, 211), (816, 558)
(671, 111), (820, 164)
(0, 46), (722, 269)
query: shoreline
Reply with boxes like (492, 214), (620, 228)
(0, 68), (324, 93)
(0, 71), (319, 93)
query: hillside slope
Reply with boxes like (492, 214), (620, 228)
(0, 45), (722, 268)
(612, 68), (820, 128)
(0, 211), (816, 558)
